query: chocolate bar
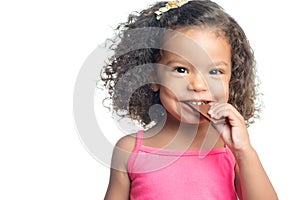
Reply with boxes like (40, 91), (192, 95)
(190, 104), (226, 124)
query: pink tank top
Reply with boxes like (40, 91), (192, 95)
(128, 130), (237, 200)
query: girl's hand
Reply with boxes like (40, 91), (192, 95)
(208, 103), (251, 155)
(209, 103), (279, 199)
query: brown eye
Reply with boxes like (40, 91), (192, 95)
(174, 67), (188, 74)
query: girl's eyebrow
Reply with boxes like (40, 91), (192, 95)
(165, 59), (190, 65)
(161, 52), (230, 68)
(209, 61), (230, 67)
(162, 54), (191, 65)
(165, 59), (230, 69)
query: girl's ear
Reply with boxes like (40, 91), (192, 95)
(151, 84), (160, 92)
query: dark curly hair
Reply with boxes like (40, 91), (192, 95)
(101, 0), (260, 127)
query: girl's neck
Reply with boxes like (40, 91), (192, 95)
(160, 112), (210, 135)
(145, 113), (224, 150)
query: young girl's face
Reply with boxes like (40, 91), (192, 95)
(154, 28), (232, 124)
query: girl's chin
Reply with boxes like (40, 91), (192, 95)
(177, 115), (208, 125)
(180, 119), (206, 125)
(165, 110), (208, 125)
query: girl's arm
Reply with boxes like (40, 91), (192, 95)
(104, 168), (130, 200)
(234, 146), (277, 200)
(209, 103), (278, 200)
(104, 135), (135, 200)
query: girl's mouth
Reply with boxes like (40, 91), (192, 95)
(183, 101), (226, 124)
(189, 101), (209, 106)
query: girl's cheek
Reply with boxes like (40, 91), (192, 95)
(207, 81), (230, 101)
(160, 77), (190, 94)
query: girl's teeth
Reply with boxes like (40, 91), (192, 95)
(191, 102), (204, 105)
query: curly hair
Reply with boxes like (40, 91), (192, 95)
(101, 0), (260, 127)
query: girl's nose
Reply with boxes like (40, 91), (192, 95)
(187, 73), (208, 92)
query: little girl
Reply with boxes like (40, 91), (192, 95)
(101, 0), (278, 199)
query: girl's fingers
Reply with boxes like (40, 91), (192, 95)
(209, 103), (250, 152)
(209, 103), (243, 124)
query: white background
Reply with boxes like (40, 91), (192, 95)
(1, 0), (299, 199)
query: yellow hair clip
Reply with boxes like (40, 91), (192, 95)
(155, 0), (190, 20)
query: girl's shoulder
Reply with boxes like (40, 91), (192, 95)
(111, 133), (138, 172)
(113, 129), (158, 155)
(115, 132), (137, 153)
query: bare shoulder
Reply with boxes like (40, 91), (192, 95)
(110, 133), (137, 172)
(105, 133), (137, 200)
(114, 133), (137, 152)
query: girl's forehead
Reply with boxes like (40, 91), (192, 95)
(160, 28), (231, 68)
(162, 27), (229, 46)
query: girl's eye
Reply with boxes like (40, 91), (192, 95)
(209, 69), (223, 75)
(174, 67), (188, 74)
